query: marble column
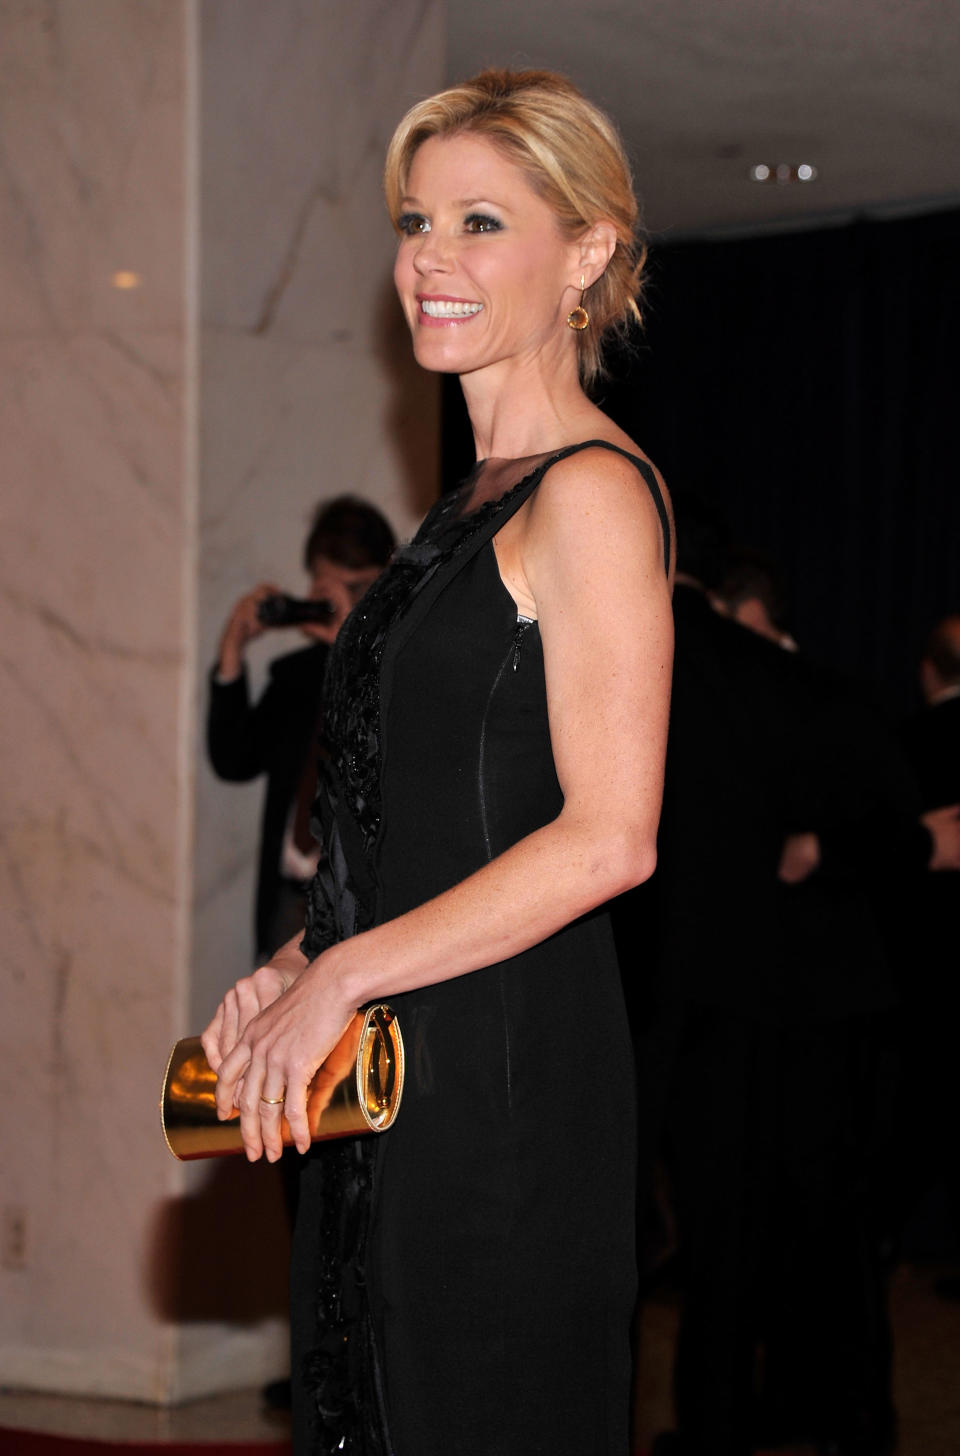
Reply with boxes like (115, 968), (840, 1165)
(0, 0), (443, 1404)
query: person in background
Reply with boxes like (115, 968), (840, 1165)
(714, 566), (960, 882)
(207, 495), (395, 961)
(891, 614), (960, 1292)
(637, 498), (919, 1456)
(903, 614), (960, 807)
(713, 544), (798, 651)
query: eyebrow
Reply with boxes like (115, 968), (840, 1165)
(399, 195), (508, 212)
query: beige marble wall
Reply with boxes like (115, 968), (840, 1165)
(0, 0), (443, 1405)
(193, 0), (443, 1029)
(0, 0), (196, 1402)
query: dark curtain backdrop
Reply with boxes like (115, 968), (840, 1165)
(442, 207), (960, 718)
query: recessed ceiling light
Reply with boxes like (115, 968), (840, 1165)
(748, 163), (819, 185)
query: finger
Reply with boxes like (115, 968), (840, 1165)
(234, 975), (266, 1037)
(200, 1003), (226, 1071)
(282, 1066), (313, 1156)
(215, 1040), (251, 1121)
(259, 1087), (287, 1163)
(256, 1049), (289, 1162)
(219, 989), (241, 1065)
(236, 1053), (271, 1161)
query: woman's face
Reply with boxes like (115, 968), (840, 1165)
(393, 132), (581, 381)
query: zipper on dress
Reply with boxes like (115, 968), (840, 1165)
(479, 617), (537, 856)
(512, 615), (535, 670)
(479, 621), (531, 858)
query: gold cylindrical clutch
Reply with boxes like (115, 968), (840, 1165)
(160, 1003), (404, 1161)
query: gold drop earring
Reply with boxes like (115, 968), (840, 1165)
(566, 275), (589, 331)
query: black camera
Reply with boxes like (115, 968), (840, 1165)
(257, 593), (336, 627)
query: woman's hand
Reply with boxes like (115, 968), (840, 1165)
(210, 947), (358, 1162)
(200, 932), (310, 1117)
(201, 960), (293, 1074)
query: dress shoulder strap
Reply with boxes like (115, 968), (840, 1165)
(534, 439), (671, 576)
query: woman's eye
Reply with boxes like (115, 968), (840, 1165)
(398, 213), (429, 235)
(464, 213), (502, 234)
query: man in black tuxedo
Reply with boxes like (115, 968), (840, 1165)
(636, 503), (935, 1456)
(207, 496), (394, 961)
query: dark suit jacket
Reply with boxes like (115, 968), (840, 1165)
(896, 692), (960, 1002)
(207, 642), (328, 957)
(901, 693), (960, 809)
(644, 585), (923, 1022)
(627, 591), (910, 1452)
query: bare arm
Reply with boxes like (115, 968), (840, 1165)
(207, 450), (673, 1160)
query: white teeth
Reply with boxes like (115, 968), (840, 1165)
(420, 299), (483, 318)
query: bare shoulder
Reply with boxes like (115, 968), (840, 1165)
(531, 438), (667, 513)
(525, 439), (672, 574)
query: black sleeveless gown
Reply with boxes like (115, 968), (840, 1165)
(290, 442), (671, 1456)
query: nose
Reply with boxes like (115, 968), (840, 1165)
(412, 229), (454, 276)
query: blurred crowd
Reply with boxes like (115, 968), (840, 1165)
(618, 492), (960, 1456)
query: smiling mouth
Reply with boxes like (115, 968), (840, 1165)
(419, 298), (484, 319)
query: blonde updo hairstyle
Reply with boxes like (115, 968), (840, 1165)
(384, 68), (645, 389)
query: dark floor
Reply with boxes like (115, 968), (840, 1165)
(1, 1260), (958, 1452)
(633, 1259), (960, 1456)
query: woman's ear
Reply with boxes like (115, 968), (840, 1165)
(579, 221), (617, 286)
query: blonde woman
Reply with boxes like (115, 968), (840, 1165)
(204, 70), (674, 1456)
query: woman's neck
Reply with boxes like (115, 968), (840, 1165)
(460, 352), (604, 463)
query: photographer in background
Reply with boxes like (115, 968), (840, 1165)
(207, 495), (395, 962)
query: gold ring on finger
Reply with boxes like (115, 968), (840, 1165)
(260, 1094), (285, 1105)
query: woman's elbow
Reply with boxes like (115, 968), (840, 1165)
(595, 825), (658, 898)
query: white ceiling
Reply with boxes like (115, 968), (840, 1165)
(447, 0), (960, 238)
